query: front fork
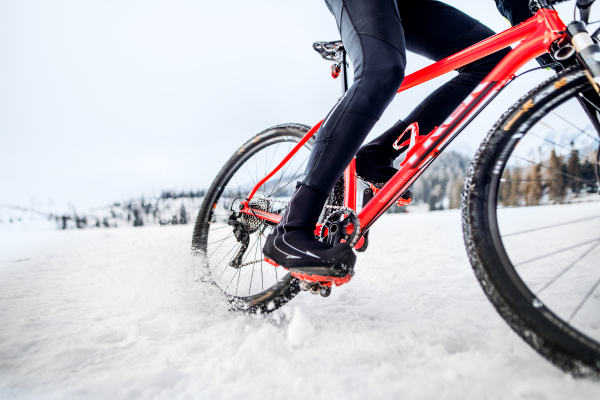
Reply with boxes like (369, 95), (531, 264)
(567, 22), (600, 91)
(565, 22), (600, 190)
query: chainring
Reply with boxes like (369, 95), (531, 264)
(319, 207), (361, 247)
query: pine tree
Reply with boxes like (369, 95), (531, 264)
(567, 141), (581, 196)
(447, 175), (464, 209)
(525, 164), (543, 205)
(180, 204), (188, 224)
(509, 168), (522, 206)
(500, 169), (512, 207)
(547, 149), (565, 203)
(580, 158), (597, 193)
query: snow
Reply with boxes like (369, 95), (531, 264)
(1, 210), (599, 399)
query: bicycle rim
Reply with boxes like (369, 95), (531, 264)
(464, 66), (600, 376)
(192, 124), (313, 313)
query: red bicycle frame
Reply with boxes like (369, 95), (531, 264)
(241, 8), (567, 242)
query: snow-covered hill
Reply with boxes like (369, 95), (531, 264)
(1, 210), (598, 399)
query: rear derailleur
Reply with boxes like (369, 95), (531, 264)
(227, 214), (249, 268)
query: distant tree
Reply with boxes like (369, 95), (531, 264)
(508, 167), (523, 206)
(133, 209), (144, 227)
(447, 175), (464, 209)
(74, 214), (86, 229)
(525, 164), (543, 205)
(500, 169), (512, 207)
(547, 149), (566, 203)
(580, 158), (597, 193)
(567, 141), (581, 196)
(427, 183), (445, 211)
(179, 204), (188, 224)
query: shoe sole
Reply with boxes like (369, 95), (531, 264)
(264, 255), (355, 287)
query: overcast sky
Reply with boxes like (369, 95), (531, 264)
(0, 0), (584, 213)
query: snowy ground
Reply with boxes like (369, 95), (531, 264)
(1, 210), (599, 400)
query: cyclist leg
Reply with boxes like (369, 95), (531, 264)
(263, 0), (406, 275)
(356, 0), (512, 183)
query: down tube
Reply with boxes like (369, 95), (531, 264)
(357, 81), (500, 231)
(357, 16), (565, 231)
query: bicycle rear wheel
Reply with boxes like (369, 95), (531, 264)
(192, 124), (314, 313)
(463, 66), (600, 377)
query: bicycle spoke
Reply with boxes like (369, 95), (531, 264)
(512, 155), (596, 186)
(528, 131), (599, 166)
(235, 263), (242, 296)
(265, 142), (281, 178)
(216, 242), (241, 276)
(255, 153), (260, 191)
(502, 215), (600, 237)
(207, 233), (234, 260)
(209, 224), (231, 232)
(233, 174), (243, 197)
(259, 231), (267, 285)
(264, 145), (269, 177)
(271, 155), (310, 199)
(514, 237), (600, 267)
(244, 162), (256, 187)
(568, 275), (600, 323)
(225, 186), (240, 200)
(537, 240), (600, 294)
(242, 235), (260, 264)
(225, 268), (241, 292)
(552, 111), (600, 144)
(249, 235), (259, 294)
(207, 233), (234, 247)
(268, 143), (294, 196)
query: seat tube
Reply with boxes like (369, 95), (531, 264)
(344, 158), (357, 211)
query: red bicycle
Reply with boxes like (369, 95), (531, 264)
(193, 0), (600, 376)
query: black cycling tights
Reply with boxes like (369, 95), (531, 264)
(302, 0), (511, 193)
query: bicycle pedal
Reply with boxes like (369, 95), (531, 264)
(299, 280), (333, 297)
(264, 257), (352, 288)
(291, 270), (352, 287)
(367, 183), (413, 207)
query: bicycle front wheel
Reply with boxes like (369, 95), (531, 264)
(463, 66), (600, 377)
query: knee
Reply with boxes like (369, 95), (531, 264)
(383, 62), (405, 94)
(361, 59), (405, 100)
(349, 51), (405, 116)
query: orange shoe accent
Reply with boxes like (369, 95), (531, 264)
(354, 235), (366, 249)
(289, 271), (352, 287)
(264, 257), (279, 267)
